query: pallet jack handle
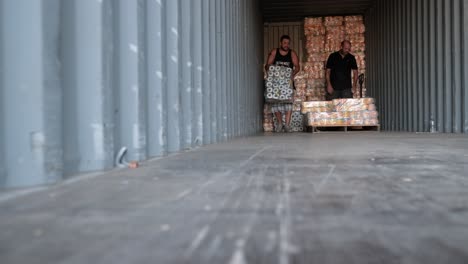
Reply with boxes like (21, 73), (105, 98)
(358, 73), (365, 98)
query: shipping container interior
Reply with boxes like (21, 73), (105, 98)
(0, 0), (467, 188)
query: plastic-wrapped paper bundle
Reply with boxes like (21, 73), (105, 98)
(346, 34), (366, 52)
(306, 89), (326, 101)
(301, 101), (334, 114)
(293, 93), (307, 112)
(305, 17), (323, 26)
(332, 98), (375, 112)
(263, 118), (274, 132)
(354, 52), (366, 70)
(306, 36), (325, 54)
(363, 119), (379, 125)
(325, 26), (345, 52)
(304, 16), (327, 79)
(346, 34), (365, 45)
(326, 26), (345, 38)
(344, 15), (363, 22)
(345, 22), (366, 34)
(290, 112), (305, 132)
(294, 85), (307, 95)
(325, 39), (343, 53)
(306, 78), (326, 102)
(324, 16), (344, 26)
(305, 25), (326, 36)
(263, 104), (274, 132)
(265, 65), (294, 103)
(293, 103), (302, 112)
(292, 71), (307, 112)
(348, 110), (379, 119)
(294, 90), (307, 100)
(303, 62), (326, 101)
(305, 103), (379, 127)
(361, 98), (375, 104)
(349, 111), (379, 126)
(345, 34), (365, 44)
(306, 52), (328, 62)
(307, 78), (325, 90)
(303, 62), (325, 79)
(307, 112), (347, 126)
(304, 17), (325, 35)
(294, 71), (308, 90)
(294, 96), (307, 106)
(302, 101), (335, 108)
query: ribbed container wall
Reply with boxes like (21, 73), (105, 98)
(366, 0), (468, 133)
(0, 0), (264, 188)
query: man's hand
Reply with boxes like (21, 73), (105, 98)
(327, 84), (334, 95)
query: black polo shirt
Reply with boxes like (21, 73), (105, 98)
(326, 51), (358, 91)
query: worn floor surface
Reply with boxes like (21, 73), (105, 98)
(1, 133), (468, 264)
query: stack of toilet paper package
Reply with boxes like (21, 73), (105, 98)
(265, 65), (294, 103)
(302, 98), (379, 126)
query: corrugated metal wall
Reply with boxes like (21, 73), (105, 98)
(0, 0), (264, 188)
(263, 22), (306, 63)
(366, 0), (468, 133)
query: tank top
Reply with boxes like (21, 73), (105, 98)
(273, 48), (293, 69)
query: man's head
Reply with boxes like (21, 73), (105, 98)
(280, 35), (291, 52)
(340, 40), (352, 55)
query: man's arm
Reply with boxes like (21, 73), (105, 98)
(265, 49), (276, 73)
(352, 69), (359, 94)
(291, 51), (300, 78)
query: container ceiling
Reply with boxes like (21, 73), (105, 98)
(262, 0), (377, 22)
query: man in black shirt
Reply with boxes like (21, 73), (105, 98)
(326, 40), (358, 99)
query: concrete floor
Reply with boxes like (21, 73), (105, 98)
(1, 133), (468, 264)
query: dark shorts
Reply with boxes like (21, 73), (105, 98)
(326, 89), (353, 100)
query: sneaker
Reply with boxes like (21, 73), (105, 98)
(284, 125), (292, 133)
(275, 124), (283, 133)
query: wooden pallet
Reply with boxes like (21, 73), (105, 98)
(307, 124), (380, 133)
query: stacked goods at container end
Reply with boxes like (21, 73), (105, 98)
(303, 98), (379, 126)
(290, 112), (305, 132)
(324, 16), (345, 54)
(291, 71), (308, 132)
(332, 98), (378, 125)
(263, 104), (274, 132)
(304, 17), (327, 101)
(293, 71), (307, 112)
(304, 15), (367, 99)
(301, 101), (334, 114)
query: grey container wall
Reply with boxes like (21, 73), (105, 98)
(366, 0), (468, 133)
(0, 0), (264, 188)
